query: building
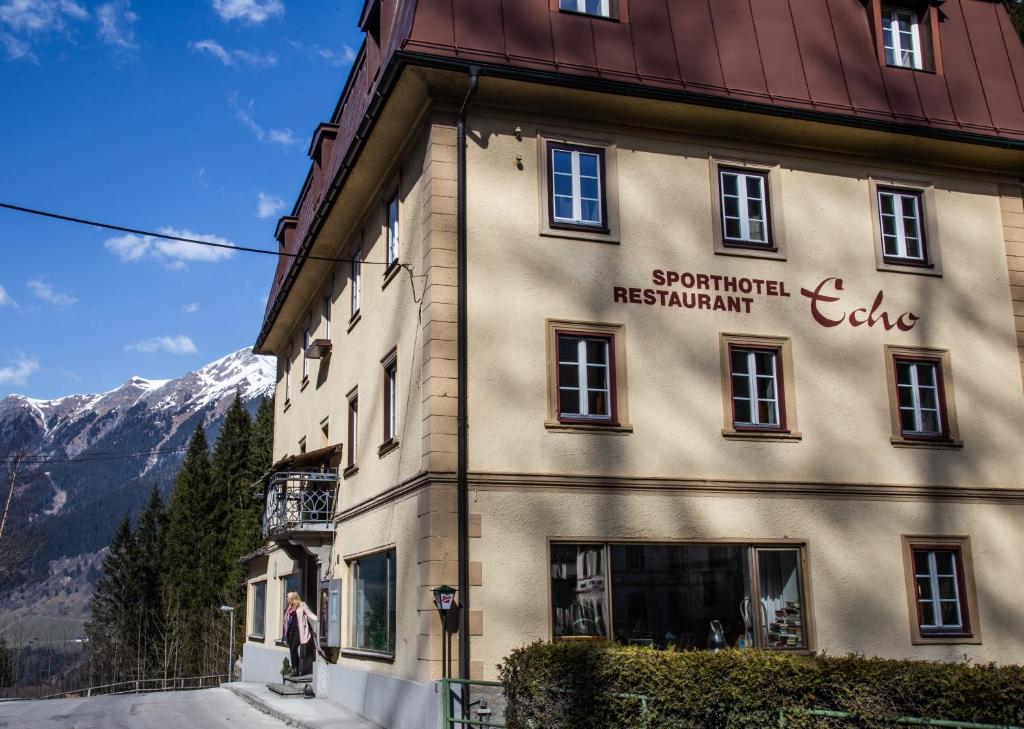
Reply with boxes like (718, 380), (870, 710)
(240, 2), (1024, 727)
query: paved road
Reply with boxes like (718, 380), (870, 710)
(0, 688), (288, 729)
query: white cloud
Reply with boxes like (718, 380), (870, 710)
(287, 40), (356, 67)
(0, 285), (15, 306)
(256, 191), (286, 219)
(104, 226), (236, 265)
(0, 31), (29, 59)
(27, 278), (77, 307)
(228, 91), (299, 148)
(0, 353), (39, 386)
(125, 335), (197, 354)
(183, 302), (200, 314)
(0, 0), (87, 34)
(96, 0), (136, 49)
(189, 38), (276, 67)
(211, 0), (283, 24)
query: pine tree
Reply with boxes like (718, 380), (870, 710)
(210, 393), (252, 606)
(131, 486), (166, 679)
(85, 514), (137, 685)
(161, 423), (214, 676)
(1008, 1), (1024, 42)
(0, 636), (13, 689)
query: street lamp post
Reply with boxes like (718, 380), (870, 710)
(219, 605), (235, 683)
(431, 585), (458, 680)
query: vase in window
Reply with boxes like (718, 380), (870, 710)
(707, 620), (727, 652)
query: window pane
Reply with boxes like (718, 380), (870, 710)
(559, 388), (580, 416)
(552, 149), (573, 174)
(579, 176), (599, 201)
(253, 583), (266, 637)
(722, 173), (738, 196)
(913, 550), (930, 575)
(916, 576), (933, 601)
(584, 0), (606, 15)
(588, 390), (609, 416)
(757, 549), (805, 649)
(731, 349), (749, 376)
(897, 384), (915, 409)
(733, 398), (752, 424)
(916, 363), (936, 387)
(610, 544), (750, 650)
(586, 339), (607, 365)
(919, 600), (936, 627)
(899, 408), (918, 433)
(723, 195), (740, 219)
(551, 544), (607, 637)
(918, 386), (938, 411)
(880, 193), (895, 216)
(554, 196), (574, 220)
(732, 374), (750, 399)
(940, 601), (961, 627)
(904, 235), (922, 260)
(353, 552), (393, 652)
(938, 576), (958, 600)
(553, 172), (573, 197)
(757, 400), (778, 426)
(579, 153), (599, 178)
(745, 175), (763, 200)
(755, 376), (776, 400)
(725, 218), (742, 240)
(748, 219), (766, 242)
(935, 551), (956, 575)
(558, 336), (579, 363)
(580, 198), (601, 224)
(895, 361), (913, 386)
(753, 351), (774, 375)
(559, 364), (579, 389)
(587, 365), (608, 390)
(920, 409), (940, 434)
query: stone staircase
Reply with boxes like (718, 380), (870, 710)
(267, 673), (313, 697)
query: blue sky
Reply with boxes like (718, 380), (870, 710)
(0, 0), (363, 398)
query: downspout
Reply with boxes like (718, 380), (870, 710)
(457, 66), (481, 684)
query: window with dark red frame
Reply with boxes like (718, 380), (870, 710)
(347, 391), (358, 468)
(911, 546), (970, 636)
(893, 357), (947, 439)
(548, 142), (608, 232)
(719, 168), (772, 249)
(558, 0), (612, 19)
(870, 1), (940, 73)
(556, 332), (615, 424)
(878, 188), (929, 265)
(729, 346), (785, 431)
(382, 355), (397, 443)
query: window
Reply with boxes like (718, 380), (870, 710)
(323, 293), (332, 340)
(250, 581), (266, 639)
(351, 251), (362, 318)
(298, 437), (307, 455)
(302, 329), (310, 380)
(551, 543), (809, 650)
(719, 169), (770, 247)
(320, 418), (329, 449)
(283, 350), (291, 403)
(351, 550), (396, 655)
(556, 334), (613, 422)
(382, 351), (397, 446)
(386, 193), (399, 268)
(720, 335), (798, 439)
(346, 389), (358, 471)
(548, 143), (605, 229)
(878, 189), (926, 263)
(559, 0), (611, 18)
(902, 537), (979, 643)
(729, 347), (783, 430)
(882, 6), (922, 69)
(885, 347), (959, 447)
(280, 573), (301, 635)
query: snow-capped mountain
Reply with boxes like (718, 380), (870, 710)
(0, 348), (275, 605)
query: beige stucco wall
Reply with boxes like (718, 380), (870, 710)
(466, 108), (1024, 488)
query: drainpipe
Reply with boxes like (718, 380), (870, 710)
(457, 66), (480, 685)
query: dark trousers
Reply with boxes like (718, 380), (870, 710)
(287, 626), (300, 674)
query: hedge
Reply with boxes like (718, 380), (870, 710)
(498, 642), (1024, 729)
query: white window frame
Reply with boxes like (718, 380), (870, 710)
(302, 328), (311, 379)
(882, 6), (922, 70)
(351, 252), (362, 317)
(550, 146), (604, 227)
(557, 335), (612, 421)
(719, 169), (770, 246)
(322, 292), (332, 340)
(896, 360), (942, 436)
(347, 390), (358, 468)
(731, 348), (781, 428)
(878, 189), (925, 262)
(284, 349), (291, 402)
(914, 549), (963, 631)
(559, 0), (610, 17)
(384, 356), (397, 442)
(386, 194), (399, 267)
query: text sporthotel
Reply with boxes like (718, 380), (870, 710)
(613, 270), (791, 314)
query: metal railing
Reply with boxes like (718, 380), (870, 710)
(262, 470), (337, 538)
(442, 678), (507, 729)
(36, 674), (228, 700)
(779, 708), (1023, 729)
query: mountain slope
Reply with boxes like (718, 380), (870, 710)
(0, 348), (275, 608)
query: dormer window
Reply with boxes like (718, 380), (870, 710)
(559, 0), (611, 19)
(883, 6), (922, 69)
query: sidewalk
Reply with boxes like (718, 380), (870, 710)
(224, 682), (383, 729)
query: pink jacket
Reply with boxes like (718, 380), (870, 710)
(283, 603), (318, 644)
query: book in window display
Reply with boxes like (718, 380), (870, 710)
(765, 600), (804, 648)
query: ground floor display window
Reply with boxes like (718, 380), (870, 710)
(551, 543), (807, 650)
(351, 550), (396, 655)
(250, 581), (266, 639)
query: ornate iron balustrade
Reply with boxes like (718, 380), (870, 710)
(262, 470), (338, 539)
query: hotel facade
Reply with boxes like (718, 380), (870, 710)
(241, 2), (1024, 727)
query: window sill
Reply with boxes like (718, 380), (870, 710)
(911, 632), (979, 646)
(558, 8), (619, 22)
(877, 260), (942, 278)
(546, 420), (633, 434)
(716, 242), (785, 261)
(343, 463), (359, 479)
(382, 262), (401, 290)
(540, 228), (619, 245)
(891, 436), (962, 450)
(378, 439), (400, 458)
(300, 376), (310, 392)
(722, 428), (802, 442)
(247, 634), (266, 643)
(341, 647), (395, 662)
(348, 311), (362, 332)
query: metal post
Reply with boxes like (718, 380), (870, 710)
(228, 609), (235, 682)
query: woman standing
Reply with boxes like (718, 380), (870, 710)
(283, 591), (318, 676)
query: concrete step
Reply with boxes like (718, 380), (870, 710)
(284, 674), (313, 686)
(267, 682), (308, 697)
(225, 682), (384, 729)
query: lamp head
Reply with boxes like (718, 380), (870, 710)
(219, 605), (235, 613)
(431, 585), (457, 613)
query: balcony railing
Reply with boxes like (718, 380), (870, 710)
(262, 470), (338, 539)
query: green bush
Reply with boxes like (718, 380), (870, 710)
(498, 642), (1024, 729)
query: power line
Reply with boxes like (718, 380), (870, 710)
(0, 201), (394, 267)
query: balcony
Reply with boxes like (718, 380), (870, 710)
(262, 470), (338, 540)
